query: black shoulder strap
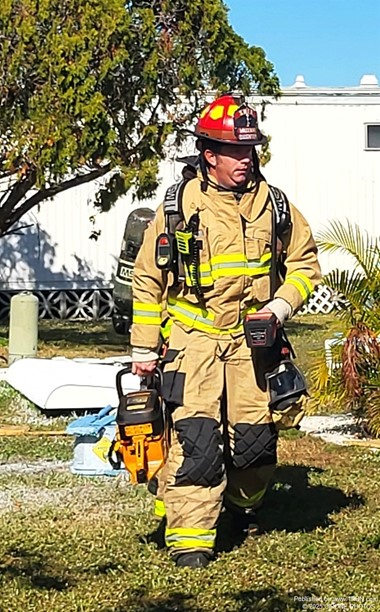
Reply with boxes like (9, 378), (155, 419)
(268, 185), (292, 299)
(268, 185), (291, 239)
(163, 156), (199, 233)
(163, 179), (187, 234)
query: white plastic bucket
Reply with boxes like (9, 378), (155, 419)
(71, 424), (128, 478)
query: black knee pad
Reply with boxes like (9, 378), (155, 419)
(174, 417), (224, 487)
(232, 423), (277, 469)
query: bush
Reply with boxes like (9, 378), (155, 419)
(311, 219), (380, 437)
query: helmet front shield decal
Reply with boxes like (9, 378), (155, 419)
(234, 105), (260, 142)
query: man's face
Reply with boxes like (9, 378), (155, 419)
(204, 144), (253, 189)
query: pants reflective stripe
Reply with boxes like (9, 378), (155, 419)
(165, 528), (216, 549)
(154, 499), (166, 518)
(224, 487), (267, 509)
(284, 273), (313, 301)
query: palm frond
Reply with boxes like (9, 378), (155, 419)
(323, 269), (373, 321)
(365, 392), (380, 438)
(313, 219), (380, 437)
(309, 347), (348, 412)
(316, 219), (380, 278)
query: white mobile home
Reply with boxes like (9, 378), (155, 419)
(0, 75), (379, 318)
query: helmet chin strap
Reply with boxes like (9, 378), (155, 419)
(197, 139), (266, 194)
(206, 174), (256, 195)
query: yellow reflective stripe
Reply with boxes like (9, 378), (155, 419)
(168, 297), (211, 322)
(212, 265), (270, 279)
(133, 301), (162, 325)
(160, 318), (173, 341)
(166, 539), (215, 549)
(225, 487), (267, 509)
(211, 253), (246, 264)
(285, 273), (313, 301)
(133, 302), (162, 312)
(184, 264), (213, 287)
(211, 252), (272, 266)
(199, 262), (213, 286)
(167, 298), (261, 335)
(184, 252), (272, 286)
(154, 499), (166, 518)
(210, 252), (271, 279)
(167, 299), (240, 334)
(166, 527), (215, 537)
(133, 315), (162, 325)
(165, 527), (216, 549)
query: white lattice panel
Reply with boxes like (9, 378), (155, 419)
(298, 285), (336, 315)
(0, 285), (337, 321)
(0, 289), (114, 321)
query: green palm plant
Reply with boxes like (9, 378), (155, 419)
(311, 219), (380, 437)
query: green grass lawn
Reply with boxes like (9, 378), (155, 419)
(0, 315), (379, 611)
(0, 438), (379, 611)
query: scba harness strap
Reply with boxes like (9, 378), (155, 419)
(160, 171), (292, 293)
(268, 185), (291, 240)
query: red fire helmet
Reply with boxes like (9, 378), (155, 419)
(193, 94), (267, 146)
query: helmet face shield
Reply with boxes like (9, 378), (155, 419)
(265, 360), (308, 412)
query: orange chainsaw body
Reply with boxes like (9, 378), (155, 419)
(114, 368), (168, 484)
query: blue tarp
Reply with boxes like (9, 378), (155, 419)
(66, 404), (115, 436)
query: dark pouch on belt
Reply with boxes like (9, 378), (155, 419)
(243, 312), (277, 348)
(160, 348), (186, 406)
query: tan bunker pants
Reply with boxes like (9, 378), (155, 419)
(157, 322), (277, 556)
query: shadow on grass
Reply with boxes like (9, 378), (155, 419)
(258, 464), (364, 535)
(217, 464), (363, 553)
(0, 320), (126, 349)
(285, 320), (326, 332)
(0, 546), (73, 591)
(145, 465), (364, 557)
(111, 586), (317, 611)
(141, 517), (166, 549)
(37, 322), (125, 348)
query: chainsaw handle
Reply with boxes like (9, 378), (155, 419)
(115, 363), (163, 400)
(116, 364), (133, 400)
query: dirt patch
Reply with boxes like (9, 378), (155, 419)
(0, 460), (70, 475)
(0, 486), (77, 515)
(278, 436), (353, 468)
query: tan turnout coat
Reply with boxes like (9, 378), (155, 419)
(131, 177), (321, 348)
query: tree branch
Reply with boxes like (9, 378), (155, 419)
(2, 163), (112, 235)
(0, 168), (37, 221)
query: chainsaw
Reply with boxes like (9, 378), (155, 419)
(111, 364), (169, 484)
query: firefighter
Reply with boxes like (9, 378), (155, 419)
(131, 94), (322, 568)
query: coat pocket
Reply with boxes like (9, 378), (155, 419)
(251, 276), (271, 303)
(160, 348), (186, 406)
(245, 228), (271, 263)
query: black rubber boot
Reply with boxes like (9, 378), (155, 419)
(174, 551), (212, 568)
(234, 512), (259, 536)
(224, 507), (259, 537)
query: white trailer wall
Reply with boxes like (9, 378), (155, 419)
(0, 83), (379, 290)
(253, 87), (380, 274)
(0, 161), (179, 291)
